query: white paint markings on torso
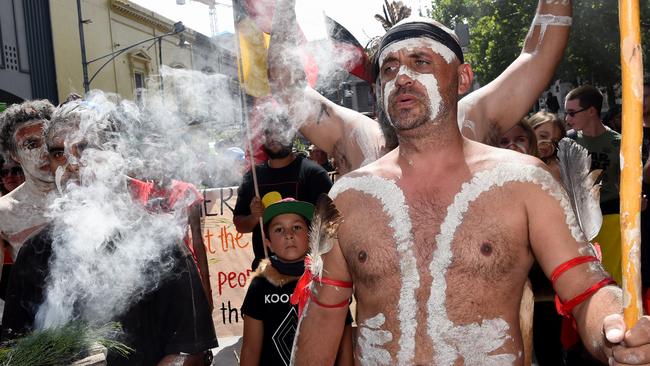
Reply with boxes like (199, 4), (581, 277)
(331, 162), (588, 365)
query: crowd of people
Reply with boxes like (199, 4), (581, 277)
(0, 0), (650, 365)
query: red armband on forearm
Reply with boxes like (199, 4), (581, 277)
(551, 255), (616, 317)
(290, 257), (352, 318)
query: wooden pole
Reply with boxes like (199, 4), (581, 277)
(618, 0), (644, 327)
(232, 10), (269, 259)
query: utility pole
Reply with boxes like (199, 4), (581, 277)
(76, 0), (90, 93)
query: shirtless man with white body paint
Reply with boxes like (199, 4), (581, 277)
(288, 14), (650, 366)
(0, 100), (55, 263)
(269, 1), (573, 175)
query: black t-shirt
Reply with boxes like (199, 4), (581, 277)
(241, 274), (353, 366)
(234, 156), (332, 269)
(1, 226), (218, 365)
(241, 277), (300, 366)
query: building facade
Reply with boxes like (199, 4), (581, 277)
(51, 0), (200, 102)
(0, 0), (58, 105)
(0, 0), (242, 106)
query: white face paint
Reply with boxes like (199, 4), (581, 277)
(330, 176), (418, 365)
(55, 165), (67, 194)
(12, 121), (54, 183)
(379, 37), (456, 66)
(383, 65), (443, 127)
(379, 38), (455, 128)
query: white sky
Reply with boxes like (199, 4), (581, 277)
(131, 0), (430, 46)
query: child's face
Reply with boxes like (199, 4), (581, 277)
(265, 213), (309, 262)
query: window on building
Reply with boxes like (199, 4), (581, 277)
(128, 50), (152, 102)
(134, 72), (145, 102)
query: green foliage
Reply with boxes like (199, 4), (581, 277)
(293, 136), (309, 157)
(0, 322), (132, 366)
(430, 0), (650, 87)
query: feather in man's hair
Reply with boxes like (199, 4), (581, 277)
(557, 138), (603, 241)
(308, 194), (343, 278)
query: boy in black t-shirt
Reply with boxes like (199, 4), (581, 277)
(240, 194), (352, 366)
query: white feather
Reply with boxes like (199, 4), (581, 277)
(557, 138), (603, 241)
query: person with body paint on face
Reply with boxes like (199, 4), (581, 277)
(1, 99), (218, 365)
(240, 193), (353, 366)
(233, 112), (332, 271)
(286, 11), (650, 366)
(0, 100), (55, 286)
(268, 0), (573, 176)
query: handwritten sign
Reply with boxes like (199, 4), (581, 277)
(201, 186), (254, 337)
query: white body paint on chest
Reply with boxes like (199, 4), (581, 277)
(331, 176), (418, 365)
(330, 164), (586, 365)
(427, 163), (585, 365)
(357, 313), (393, 366)
(0, 182), (51, 257)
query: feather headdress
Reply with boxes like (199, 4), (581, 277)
(307, 194), (343, 278)
(557, 138), (603, 241)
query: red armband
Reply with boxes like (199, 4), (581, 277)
(290, 257), (352, 318)
(550, 255), (600, 283)
(551, 255), (616, 317)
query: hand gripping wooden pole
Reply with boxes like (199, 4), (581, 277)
(232, 7), (269, 260)
(618, 0), (644, 328)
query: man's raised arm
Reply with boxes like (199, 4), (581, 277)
(268, 0), (384, 174)
(459, 0), (572, 143)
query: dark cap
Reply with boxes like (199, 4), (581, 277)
(263, 197), (314, 224)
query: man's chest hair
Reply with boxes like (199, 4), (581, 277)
(340, 191), (529, 286)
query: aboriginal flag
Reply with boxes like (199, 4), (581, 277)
(232, 1), (372, 164)
(324, 15), (372, 83)
(232, 1), (372, 96)
(232, 0), (318, 97)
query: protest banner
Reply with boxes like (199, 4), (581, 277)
(201, 186), (254, 337)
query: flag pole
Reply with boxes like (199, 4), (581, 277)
(618, 0), (644, 327)
(232, 3), (269, 259)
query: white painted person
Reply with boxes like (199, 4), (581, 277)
(0, 100), (55, 265)
(289, 19), (650, 366)
(268, 0), (573, 176)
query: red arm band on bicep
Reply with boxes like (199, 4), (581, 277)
(550, 255), (599, 284)
(551, 255), (616, 317)
(290, 258), (353, 318)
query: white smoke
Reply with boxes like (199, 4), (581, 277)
(36, 66), (242, 328)
(267, 0), (366, 133)
(35, 1), (365, 328)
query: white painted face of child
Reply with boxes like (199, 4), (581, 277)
(379, 37), (456, 131)
(264, 213), (310, 263)
(12, 120), (54, 183)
